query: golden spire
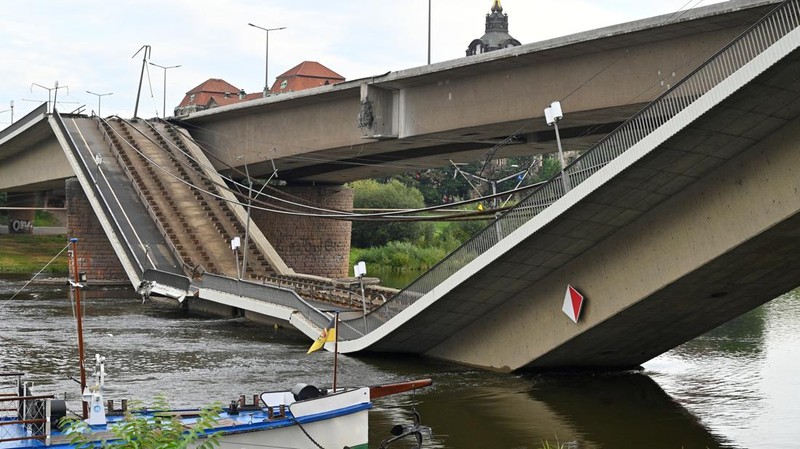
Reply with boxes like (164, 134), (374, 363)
(491, 0), (502, 13)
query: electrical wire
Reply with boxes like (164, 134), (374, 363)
(0, 241), (71, 310)
(104, 116), (524, 221)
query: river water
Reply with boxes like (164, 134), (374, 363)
(1, 275), (798, 448)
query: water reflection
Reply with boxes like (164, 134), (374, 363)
(357, 354), (726, 449)
(645, 291), (800, 449)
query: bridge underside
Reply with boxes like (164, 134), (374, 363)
(370, 46), (800, 371)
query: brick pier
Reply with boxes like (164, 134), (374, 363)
(65, 178), (126, 281)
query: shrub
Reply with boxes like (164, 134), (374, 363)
(61, 396), (222, 449)
(350, 179), (433, 247)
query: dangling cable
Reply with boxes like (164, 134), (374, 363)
(0, 240), (71, 309)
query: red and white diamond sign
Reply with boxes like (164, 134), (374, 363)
(562, 285), (584, 323)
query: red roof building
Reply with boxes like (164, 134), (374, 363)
(174, 62), (345, 116)
(269, 61), (345, 94)
(174, 78), (257, 116)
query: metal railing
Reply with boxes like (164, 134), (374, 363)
(96, 116), (192, 275)
(360, 0), (800, 330)
(201, 273), (334, 329)
(52, 111), (145, 278)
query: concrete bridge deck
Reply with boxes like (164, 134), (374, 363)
(179, 0), (783, 185)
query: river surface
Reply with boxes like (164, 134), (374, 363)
(1, 275), (798, 448)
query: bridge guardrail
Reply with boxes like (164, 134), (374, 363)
(200, 273), (336, 331)
(52, 111), (145, 278)
(360, 0), (800, 332)
(96, 117), (193, 275)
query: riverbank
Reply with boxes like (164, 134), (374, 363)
(0, 234), (69, 273)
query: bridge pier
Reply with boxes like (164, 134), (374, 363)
(65, 178), (126, 281)
(250, 184), (353, 278)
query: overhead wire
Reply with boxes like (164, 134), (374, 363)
(105, 116), (517, 220)
(151, 117), (547, 220)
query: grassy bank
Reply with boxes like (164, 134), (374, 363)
(0, 234), (69, 273)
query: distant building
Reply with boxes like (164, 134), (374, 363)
(174, 61), (345, 116)
(174, 79), (261, 116)
(466, 0), (521, 56)
(269, 61), (345, 94)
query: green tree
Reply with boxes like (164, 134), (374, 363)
(62, 397), (221, 449)
(350, 179), (433, 247)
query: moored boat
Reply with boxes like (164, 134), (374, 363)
(0, 239), (433, 449)
(0, 360), (432, 449)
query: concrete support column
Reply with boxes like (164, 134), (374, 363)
(65, 178), (126, 281)
(251, 184), (353, 278)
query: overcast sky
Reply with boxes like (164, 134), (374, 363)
(0, 0), (726, 124)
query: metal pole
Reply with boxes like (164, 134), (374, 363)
(264, 30), (269, 92)
(248, 24), (285, 94)
(86, 91), (113, 117)
(162, 69), (167, 118)
(242, 164), (251, 278)
(149, 63), (180, 118)
(333, 311), (340, 392)
(70, 238), (88, 419)
(359, 277), (368, 334)
(53, 81), (59, 112)
(428, 0), (431, 65)
(132, 45), (151, 119)
(553, 121), (570, 193)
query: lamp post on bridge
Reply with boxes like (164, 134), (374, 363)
(149, 62), (181, 118)
(86, 91), (113, 117)
(545, 100), (570, 194)
(247, 23), (286, 95)
(32, 81), (68, 113)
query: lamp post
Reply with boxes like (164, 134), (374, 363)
(85, 91), (113, 117)
(149, 62), (181, 118)
(247, 23), (286, 94)
(32, 81), (68, 113)
(354, 261), (369, 333)
(231, 236), (241, 280)
(427, 0), (432, 65)
(544, 101), (570, 194)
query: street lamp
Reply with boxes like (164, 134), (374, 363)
(32, 81), (68, 113)
(86, 91), (113, 117)
(354, 261), (369, 333)
(544, 101), (570, 193)
(231, 236), (241, 280)
(427, 0), (431, 65)
(149, 62), (181, 118)
(247, 23), (286, 95)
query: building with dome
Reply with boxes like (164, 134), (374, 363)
(466, 0), (521, 56)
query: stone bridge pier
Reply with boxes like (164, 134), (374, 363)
(250, 184), (354, 279)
